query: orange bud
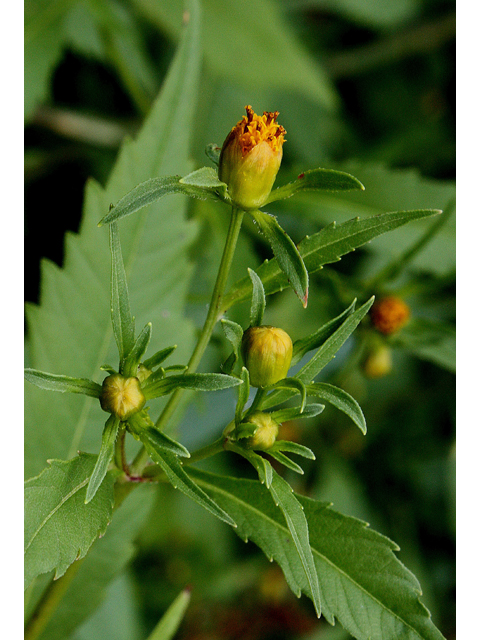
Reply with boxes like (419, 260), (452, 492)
(370, 296), (410, 335)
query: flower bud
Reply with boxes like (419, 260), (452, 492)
(370, 296), (410, 335)
(100, 374), (146, 421)
(240, 412), (279, 450)
(218, 105), (286, 210)
(362, 344), (392, 378)
(242, 325), (293, 388)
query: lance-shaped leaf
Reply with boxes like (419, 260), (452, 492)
(222, 209), (440, 311)
(270, 403), (325, 423)
(24, 454), (115, 589)
(146, 587), (192, 640)
(179, 166), (228, 201)
(269, 377), (307, 413)
(128, 416), (190, 458)
(24, 369), (102, 398)
(220, 318), (244, 373)
(248, 268), (266, 327)
(85, 415), (121, 504)
(231, 444), (273, 488)
(142, 372), (242, 400)
(98, 175), (225, 226)
(265, 168), (365, 205)
(267, 450), (305, 475)
(189, 468), (445, 640)
(251, 209), (309, 307)
(292, 299), (356, 365)
(122, 322), (152, 377)
(236, 367), (250, 425)
(307, 382), (367, 434)
(143, 345), (177, 370)
(110, 222), (135, 364)
(139, 439), (236, 527)
(270, 440), (316, 460)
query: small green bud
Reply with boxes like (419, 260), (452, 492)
(239, 412), (279, 450)
(100, 374), (145, 421)
(362, 343), (392, 378)
(241, 325), (293, 388)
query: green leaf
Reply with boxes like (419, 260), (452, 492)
(270, 377), (307, 413)
(142, 372), (242, 400)
(223, 210), (439, 311)
(271, 440), (316, 460)
(265, 168), (365, 204)
(140, 443), (236, 527)
(231, 446), (273, 488)
(24, 369), (102, 398)
(25, 0), (201, 480)
(129, 421), (190, 458)
(143, 345), (177, 370)
(292, 299), (356, 365)
(86, 416), (121, 504)
(248, 268), (266, 327)
(123, 322), (152, 377)
(307, 382), (367, 434)
(236, 367), (250, 425)
(109, 221), (136, 365)
(251, 209), (309, 307)
(394, 317), (456, 373)
(205, 143), (221, 166)
(221, 318), (244, 353)
(24, 454), (115, 590)
(146, 588), (192, 640)
(180, 166), (228, 199)
(270, 403), (325, 423)
(267, 450), (305, 475)
(189, 468), (446, 640)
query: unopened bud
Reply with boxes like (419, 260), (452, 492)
(363, 344), (392, 378)
(218, 105), (286, 210)
(240, 412), (279, 450)
(242, 326), (293, 388)
(100, 374), (145, 421)
(370, 296), (410, 335)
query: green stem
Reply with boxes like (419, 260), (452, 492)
(130, 207), (245, 475)
(243, 387), (267, 418)
(114, 425), (128, 473)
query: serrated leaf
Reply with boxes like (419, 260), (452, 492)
(25, 0), (201, 479)
(248, 268), (266, 327)
(24, 369), (102, 398)
(251, 209), (309, 307)
(189, 468), (446, 640)
(307, 382), (367, 434)
(110, 222), (135, 364)
(265, 168), (365, 205)
(140, 443), (236, 527)
(146, 587), (192, 640)
(123, 322), (152, 377)
(24, 454), (115, 590)
(142, 372), (242, 400)
(86, 416), (121, 504)
(222, 210), (439, 311)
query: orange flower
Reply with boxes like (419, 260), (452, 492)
(370, 296), (410, 335)
(219, 105), (286, 210)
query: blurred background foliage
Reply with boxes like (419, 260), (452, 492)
(25, 0), (455, 638)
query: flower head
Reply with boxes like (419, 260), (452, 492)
(242, 325), (293, 388)
(219, 105), (286, 210)
(100, 374), (146, 421)
(239, 411), (279, 450)
(370, 296), (410, 335)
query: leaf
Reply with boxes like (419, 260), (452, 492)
(222, 210), (440, 311)
(189, 468), (446, 640)
(265, 168), (365, 204)
(235, 367), (250, 425)
(307, 382), (367, 434)
(251, 209), (309, 307)
(248, 268), (266, 327)
(109, 222), (136, 364)
(98, 175), (224, 226)
(143, 345), (177, 370)
(142, 372), (242, 400)
(140, 443), (236, 527)
(86, 416), (121, 504)
(24, 369), (102, 398)
(270, 403), (325, 423)
(292, 299), (356, 365)
(271, 440), (316, 460)
(25, 0), (201, 480)
(24, 454), (115, 590)
(129, 421), (190, 459)
(270, 377), (307, 413)
(394, 318), (456, 373)
(180, 166), (228, 198)
(267, 450), (305, 475)
(145, 587), (192, 640)
(221, 318), (244, 353)
(205, 143), (221, 166)
(34, 485), (155, 640)
(122, 322), (152, 377)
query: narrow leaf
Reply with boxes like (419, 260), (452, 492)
(267, 450), (305, 475)
(222, 209), (440, 311)
(85, 415), (121, 504)
(271, 440), (316, 460)
(307, 382), (367, 434)
(122, 322), (152, 377)
(24, 369), (102, 398)
(236, 367), (250, 425)
(143, 373), (242, 400)
(270, 403), (325, 423)
(24, 454), (115, 589)
(270, 377), (307, 412)
(146, 587), (192, 640)
(205, 142), (221, 166)
(251, 209), (309, 307)
(143, 345), (177, 370)
(232, 446), (273, 488)
(221, 318), (244, 352)
(265, 168), (365, 205)
(129, 421), (190, 458)
(140, 442), (236, 527)
(189, 468), (445, 640)
(179, 166), (228, 200)
(248, 268), (266, 327)
(110, 222), (135, 363)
